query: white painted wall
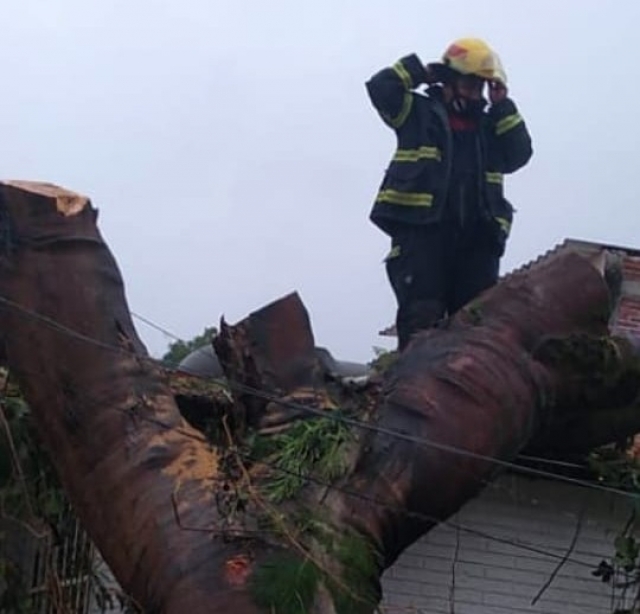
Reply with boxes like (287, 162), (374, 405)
(381, 474), (634, 613)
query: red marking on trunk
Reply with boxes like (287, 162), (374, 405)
(224, 555), (253, 587)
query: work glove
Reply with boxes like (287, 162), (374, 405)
(424, 62), (446, 84)
(489, 80), (508, 104)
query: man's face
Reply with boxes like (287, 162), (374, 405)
(454, 74), (485, 100)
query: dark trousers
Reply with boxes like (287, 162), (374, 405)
(386, 223), (500, 350)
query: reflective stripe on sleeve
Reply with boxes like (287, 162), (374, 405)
(392, 61), (413, 89)
(383, 93), (413, 129)
(376, 190), (433, 207)
(495, 113), (523, 136)
(394, 146), (442, 162)
(495, 216), (511, 234)
(385, 245), (401, 261)
(485, 172), (504, 185)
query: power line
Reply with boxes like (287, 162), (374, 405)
(0, 293), (637, 502)
(0, 295), (129, 356)
(6, 382), (614, 578)
(237, 448), (600, 571)
(127, 313), (640, 499)
(128, 314), (585, 500)
(0, 297), (629, 579)
(101, 391), (628, 572)
(132, 312), (594, 473)
(515, 454), (589, 470)
(130, 311), (182, 346)
(100, 395), (606, 574)
(131, 314), (601, 470)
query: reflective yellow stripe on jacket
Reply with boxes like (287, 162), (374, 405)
(394, 146), (442, 162)
(376, 190), (433, 207)
(383, 93), (413, 129)
(495, 217), (511, 234)
(385, 245), (401, 261)
(495, 113), (523, 136)
(382, 59), (416, 129)
(485, 172), (504, 185)
(392, 61), (413, 89)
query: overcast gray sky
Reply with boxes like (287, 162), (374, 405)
(2, 1), (638, 361)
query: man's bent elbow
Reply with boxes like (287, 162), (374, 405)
(506, 140), (533, 173)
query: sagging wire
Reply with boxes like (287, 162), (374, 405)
(131, 310), (639, 501)
(0, 292), (635, 502)
(237, 447), (599, 572)
(530, 496), (587, 605)
(0, 295), (627, 585)
(218, 414), (373, 612)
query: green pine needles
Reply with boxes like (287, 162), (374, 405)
(253, 415), (352, 503)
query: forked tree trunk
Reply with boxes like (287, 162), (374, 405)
(0, 181), (638, 613)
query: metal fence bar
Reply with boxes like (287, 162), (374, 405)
(10, 506), (114, 614)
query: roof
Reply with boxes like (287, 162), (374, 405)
(379, 238), (640, 337)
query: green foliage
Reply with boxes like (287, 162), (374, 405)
(369, 346), (398, 374)
(0, 376), (131, 612)
(325, 529), (379, 613)
(536, 334), (632, 387)
(161, 325), (218, 367)
(589, 446), (640, 612)
(589, 447), (640, 491)
(465, 300), (484, 325)
(247, 410), (379, 611)
(0, 394), (66, 522)
(250, 553), (320, 613)
(615, 534), (640, 572)
(253, 416), (351, 503)
(249, 527), (379, 614)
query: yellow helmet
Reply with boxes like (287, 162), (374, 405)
(441, 38), (507, 85)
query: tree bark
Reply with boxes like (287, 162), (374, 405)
(0, 181), (639, 613)
(0, 182), (264, 613)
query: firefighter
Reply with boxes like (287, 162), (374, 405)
(367, 38), (533, 351)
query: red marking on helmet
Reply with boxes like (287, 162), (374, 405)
(447, 44), (468, 58)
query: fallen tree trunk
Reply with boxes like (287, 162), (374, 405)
(0, 181), (638, 613)
(0, 182), (265, 612)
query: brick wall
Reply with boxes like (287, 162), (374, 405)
(381, 476), (633, 613)
(615, 296), (640, 335)
(560, 239), (640, 335)
(613, 254), (640, 335)
(622, 256), (640, 283)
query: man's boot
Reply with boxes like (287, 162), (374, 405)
(396, 299), (445, 351)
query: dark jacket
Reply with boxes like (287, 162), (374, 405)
(366, 54), (533, 248)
